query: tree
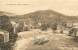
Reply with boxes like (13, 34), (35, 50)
(40, 23), (48, 31)
(50, 23), (57, 33)
(0, 15), (13, 33)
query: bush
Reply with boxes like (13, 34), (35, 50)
(50, 23), (57, 31)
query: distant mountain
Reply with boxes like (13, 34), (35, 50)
(23, 10), (65, 18)
(1, 10), (78, 24)
(0, 11), (16, 16)
(22, 10), (78, 24)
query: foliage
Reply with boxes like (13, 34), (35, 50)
(0, 15), (13, 33)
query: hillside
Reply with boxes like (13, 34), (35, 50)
(16, 10), (78, 25)
(0, 10), (78, 23)
(0, 11), (16, 16)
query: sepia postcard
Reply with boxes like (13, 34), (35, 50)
(0, 0), (78, 50)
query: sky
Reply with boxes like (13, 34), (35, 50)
(0, 0), (78, 16)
